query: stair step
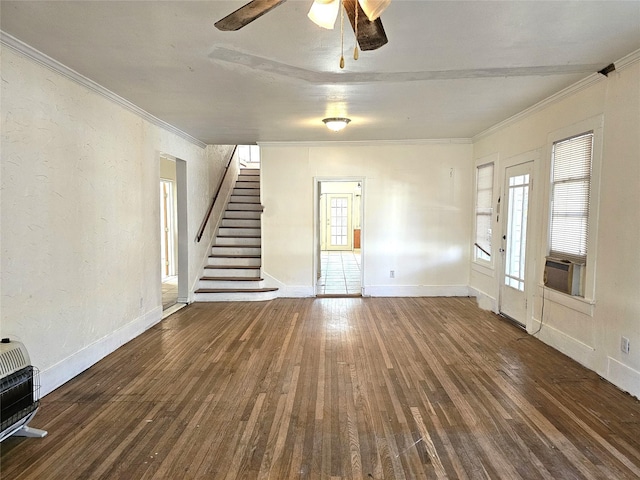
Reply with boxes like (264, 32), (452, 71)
(211, 246), (261, 256)
(227, 203), (263, 211)
(194, 288), (278, 302)
(208, 256), (261, 267)
(201, 276), (263, 281)
(240, 169), (260, 174)
(221, 218), (260, 227)
(230, 195), (261, 204)
(233, 188), (260, 196)
(235, 181), (260, 189)
(209, 254), (261, 259)
(213, 243), (261, 248)
(215, 237), (261, 246)
(224, 211), (261, 220)
(195, 288), (278, 294)
(218, 227), (260, 237)
(204, 266), (261, 277)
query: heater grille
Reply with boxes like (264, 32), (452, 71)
(0, 347), (28, 378)
(0, 340), (47, 442)
(0, 366), (41, 435)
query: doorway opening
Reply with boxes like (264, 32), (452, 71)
(315, 179), (363, 296)
(160, 155), (187, 312)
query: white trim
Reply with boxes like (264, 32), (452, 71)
(542, 115), (604, 302)
(473, 73), (604, 141)
(40, 306), (163, 396)
(363, 285), (472, 297)
(469, 286), (498, 313)
(536, 284), (595, 316)
(261, 272), (315, 297)
(471, 262), (495, 278)
(259, 138), (472, 148)
(615, 48), (640, 71)
(607, 357), (640, 400)
(0, 31), (207, 150)
(529, 318), (596, 369)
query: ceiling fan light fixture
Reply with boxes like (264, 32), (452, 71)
(323, 117), (351, 132)
(308, 0), (340, 29)
(357, 0), (391, 21)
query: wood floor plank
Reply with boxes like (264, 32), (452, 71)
(3, 298), (640, 479)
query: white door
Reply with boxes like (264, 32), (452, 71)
(500, 162), (533, 324)
(326, 194), (352, 251)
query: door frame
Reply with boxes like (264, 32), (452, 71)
(313, 177), (365, 296)
(159, 154), (189, 305)
(497, 150), (540, 330)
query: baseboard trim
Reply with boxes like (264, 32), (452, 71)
(40, 306), (163, 396)
(468, 287), (498, 313)
(363, 285), (472, 297)
(529, 318), (595, 369)
(607, 357), (640, 400)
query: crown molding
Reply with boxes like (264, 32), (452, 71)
(259, 138), (472, 148)
(473, 48), (640, 142)
(615, 48), (640, 71)
(1, 31), (207, 150)
(472, 73), (604, 142)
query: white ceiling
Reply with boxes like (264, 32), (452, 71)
(2, 1), (639, 145)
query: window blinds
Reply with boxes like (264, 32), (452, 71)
(550, 132), (593, 264)
(475, 163), (494, 261)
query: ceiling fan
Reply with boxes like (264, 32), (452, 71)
(215, 0), (389, 51)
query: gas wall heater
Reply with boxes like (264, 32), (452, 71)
(543, 257), (584, 296)
(0, 338), (47, 442)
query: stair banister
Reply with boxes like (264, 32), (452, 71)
(196, 145), (238, 243)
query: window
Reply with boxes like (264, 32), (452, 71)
(549, 132), (593, 264)
(474, 163), (494, 262)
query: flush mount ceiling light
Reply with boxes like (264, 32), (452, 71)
(323, 117), (351, 132)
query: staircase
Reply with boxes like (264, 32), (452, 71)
(194, 168), (278, 302)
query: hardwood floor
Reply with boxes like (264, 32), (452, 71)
(2, 297), (640, 479)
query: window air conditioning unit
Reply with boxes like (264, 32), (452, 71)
(544, 257), (584, 296)
(0, 338), (47, 442)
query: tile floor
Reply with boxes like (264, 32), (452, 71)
(317, 250), (361, 296)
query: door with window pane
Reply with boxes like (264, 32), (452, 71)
(326, 194), (352, 251)
(500, 162), (533, 325)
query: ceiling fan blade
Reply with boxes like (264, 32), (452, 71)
(342, 0), (388, 51)
(215, 0), (288, 31)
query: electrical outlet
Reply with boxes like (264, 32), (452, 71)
(621, 336), (630, 354)
(390, 270), (395, 279)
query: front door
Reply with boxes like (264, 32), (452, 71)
(500, 162), (533, 325)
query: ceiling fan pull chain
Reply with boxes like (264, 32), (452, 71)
(340, 0), (345, 68)
(354, 0), (359, 60)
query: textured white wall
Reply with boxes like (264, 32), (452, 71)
(0, 46), (232, 394)
(260, 143), (473, 297)
(471, 60), (640, 398)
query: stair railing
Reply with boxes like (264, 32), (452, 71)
(196, 145), (237, 243)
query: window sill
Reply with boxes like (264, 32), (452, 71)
(471, 261), (495, 278)
(537, 283), (595, 317)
